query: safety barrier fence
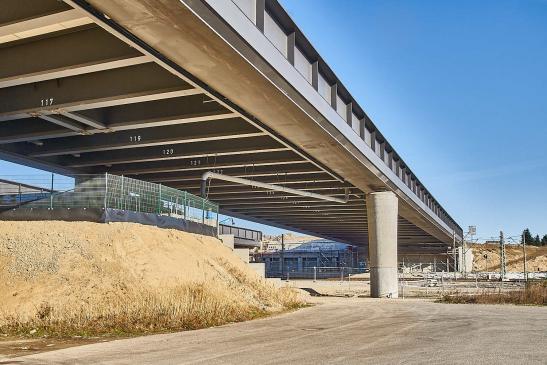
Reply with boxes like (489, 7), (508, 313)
(0, 173), (219, 228)
(267, 266), (366, 280)
(397, 272), (535, 299)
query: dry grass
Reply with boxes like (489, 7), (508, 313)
(0, 280), (303, 338)
(217, 259), (303, 311)
(0, 260), (303, 338)
(440, 281), (547, 306)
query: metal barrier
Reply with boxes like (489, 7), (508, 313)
(219, 224), (262, 242)
(0, 177), (53, 209)
(0, 173), (219, 228)
(268, 266), (366, 280)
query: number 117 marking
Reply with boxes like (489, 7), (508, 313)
(40, 98), (54, 107)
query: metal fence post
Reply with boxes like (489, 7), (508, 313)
(202, 199), (205, 224)
(18, 183), (22, 207)
(313, 266), (317, 282)
(121, 175), (125, 210)
(158, 183), (162, 214)
(348, 272), (351, 291)
(49, 173), (54, 209)
(215, 206), (220, 237)
(183, 191), (187, 221)
(104, 173), (108, 210)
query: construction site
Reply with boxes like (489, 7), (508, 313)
(0, 0), (546, 364)
(1, 172), (545, 362)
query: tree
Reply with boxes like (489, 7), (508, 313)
(523, 228), (534, 245)
(522, 229), (547, 246)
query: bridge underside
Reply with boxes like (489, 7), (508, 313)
(0, 0), (457, 251)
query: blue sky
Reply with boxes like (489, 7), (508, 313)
(277, 0), (547, 241)
(2, 0), (546, 241)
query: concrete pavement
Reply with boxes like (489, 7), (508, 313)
(10, 297), (547, 365)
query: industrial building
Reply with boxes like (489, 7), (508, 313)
(257, 239), (362, 279)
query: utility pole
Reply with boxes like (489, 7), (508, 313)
(452, 232), (457, 279)
(499, 231), (506, 280)
(522, 232), (528, 282)
(462, 238), (466, 278)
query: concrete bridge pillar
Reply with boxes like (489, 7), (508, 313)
(366, 191), (398, 298)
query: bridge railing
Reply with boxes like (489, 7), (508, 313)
(219, 224), (262, 242)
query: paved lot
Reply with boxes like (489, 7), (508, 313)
(8, 297), (547, 365)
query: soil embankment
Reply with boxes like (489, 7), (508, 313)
(471, 243), (547, 272)
(0, 221), (300, 337)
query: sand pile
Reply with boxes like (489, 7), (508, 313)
(0, 221), (299, 335)
(471, 244), (547, 272)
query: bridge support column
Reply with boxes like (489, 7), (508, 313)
(366, 191), (398, 298)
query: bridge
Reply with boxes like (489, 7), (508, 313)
(0, 0), (462, 297)
(219, 223), (262, 249)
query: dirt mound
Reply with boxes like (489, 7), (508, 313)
(0, 221), (299, 335)
(471, 244), (547, 272)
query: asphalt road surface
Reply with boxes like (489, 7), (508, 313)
(9, 297), (547, 365)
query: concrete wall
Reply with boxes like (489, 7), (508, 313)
(249, 262), (265, 278)
(233, 248), (250, 263)
(219, 234), (235, 249)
